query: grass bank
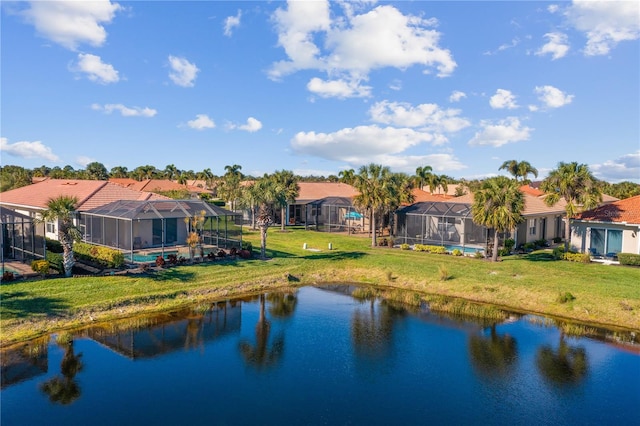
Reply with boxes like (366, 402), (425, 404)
(1, 227), (639, 347)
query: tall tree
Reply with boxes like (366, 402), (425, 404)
(85, 162), (109, 180)
(471, 176), (525, 262)
(163, 164), (180, 181)
(0, 165), (33, 191)
(499, 160), (539, 184)
(38, 196), (81, 277)
(109, 166), (129, 178)
(270, 169), (300, 231)
(338, 169), (356, 185)
(219, 164), (244, 210)
(252, 176), (279, 259)
(427, 173), (449, 195)
(541, 162), (602, 251)
(33, 165), (51, 177)
(414, 165), (433, 190)
(353, 164), (397, 247)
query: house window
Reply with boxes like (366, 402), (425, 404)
(528, 219), (537, 235)
(46, 221), (56, 234)
(590, 228), (622, 256)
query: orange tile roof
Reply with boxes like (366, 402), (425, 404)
(576, 195), (640, 224)
(410, 188), (453, 203)
(296, 182), (359, 202)
(444, 191), (567, 216)
(0, 179), (169, 211)
(519, 185), (544, 196)
(110, 178), (210, 194)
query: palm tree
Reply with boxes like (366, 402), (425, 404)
(414, 165), (433, 190)
(499, 160), (539, 184)
(540, 162), (602, 251)
(163, 164), (180, 181)
(109, 166), (129, 178)
(353, 164), (392, 247)
(471, 176), (525, 262)
(252, 176), (279, 259)
(38, 196), (81, 277)
(427, 173), (448, 195)
(270, 170), (300, 231)
(219, 165), (244, 210)
(338, 168), (356, 185)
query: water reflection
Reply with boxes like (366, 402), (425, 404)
(536, 334), (588, 385)
(1, 336), (49, 389)
(40, 338), (83, 405)
(468, 324), (518, 378)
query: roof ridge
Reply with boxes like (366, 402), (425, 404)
(73, 180), (109, 209)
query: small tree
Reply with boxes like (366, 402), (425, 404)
(184, 210), (206, 262)
(38, 196), (81, 277)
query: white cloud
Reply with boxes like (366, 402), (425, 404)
(369, 101), (470, 137)
(449, 90), (466, 102)
(291, 125), (435, 164)
(307, 77), (372, 99)
(72, 53), (119, 84)
(224, 10), (242, 37)
(76, 156), (96, 168)
(269, 2), (456, 93)
(591, 151), (640, 182)
(389, 79), (402, 91)
(535, 85), (574, 108)
(187, 114), (215, 130)
(468, 117), (532, 147)
(490, 89), (518, 109)
(548, 5), (559, 14)
(168, 56), (199, 87)
(0, 137), (60, 162)
(19, 0), (122, 50)
(536, 32), (570, 60)
(566, 0), (640, 56)
(227, 117), (262, 132)
(92, 103), (157, 117)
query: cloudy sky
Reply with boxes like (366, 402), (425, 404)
(1, 1), (638, 182)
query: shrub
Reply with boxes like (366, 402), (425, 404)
(378, 238), (388, 247)
(229, 247), (238, 256)
(238, 249), (252, 259)
(414, 244), (447, 254)
(552, 247), (565, 260)
(563, 252), (591, 263)
(474, 251), (484, 259)
(504, 238), (515, 251)
(2, 271), (15, 282)
(556, 292), (576, 303)
(46, 252), (64, 272)
(241, 241), (253, 252)
(618, 253), (640, 266)
(167, 254), (178, 265)
(31, 260), (50, 276)
(155, 256), (166, 267)
(534, 239), (549, 248)
(400, 243), (410, 250)
(438, 265), (451, 281)
(553, 237), (562, 244)
(217, 250), (227, 258)
(523, 242), (535, 251)
(452, 249), (463, 256)
(45, 238), (63, 253)
(74, 242), (125, 268)
(498, 247), (511, 257)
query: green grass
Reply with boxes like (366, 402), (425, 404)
(1, 227), (639, 346)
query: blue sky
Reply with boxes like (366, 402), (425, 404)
(1, 1), (639, 183)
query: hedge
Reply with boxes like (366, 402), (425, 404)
(46, 252), (64, 272)
(618, 253), (640, 266)
(74, 242), (125, 268)
(563, 252), (591, 263)
(414, 244), (447, 254)
(31, 260), (50, 275)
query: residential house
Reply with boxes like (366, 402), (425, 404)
(109, 178), (211, 198)
(570, 195), (640, 256)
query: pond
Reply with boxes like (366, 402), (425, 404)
(1, 285), (639, 425)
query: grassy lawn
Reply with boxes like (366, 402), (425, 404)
(1, 226), (639, 347)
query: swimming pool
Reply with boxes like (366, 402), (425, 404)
(132, 251), (179, 263)
(443, 245), (484, 255)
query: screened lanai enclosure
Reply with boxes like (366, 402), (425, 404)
(80, 200), (242, 260)
(1, 207), (45, 264)
(303, 197), (367, 234)
(394, 201), (488, 253)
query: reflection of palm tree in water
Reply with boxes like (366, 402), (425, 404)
(469, 324), (518, 378)
(40, 340), (83, 405)
(267, 291), (298, 319)
(351, 299), (402, 360)
(184, 316), (204, 350)
(239, 294), (284, 370)
(536, 334), (588, 385)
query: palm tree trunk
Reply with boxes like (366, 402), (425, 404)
(281, 206), (286, 231)
(260, 225), (268, 259)
(371, 211), (377, 247)
(492, 229), (500, 262)
(564, 214), (571, 252)
(63, 247), (74, 277)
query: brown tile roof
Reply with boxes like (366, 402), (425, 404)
(0, 179), (169, 212)
(444, 191), (567, 216)
(110, 178), (210, 194)
(575, 195), (640, 224)
(410, 188), (453, 203)
(519, 185), (544, 196)
(296, 182), (359, 202)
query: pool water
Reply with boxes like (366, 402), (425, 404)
(444, 244), (484, 255)
(132, 251), (178, 263)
